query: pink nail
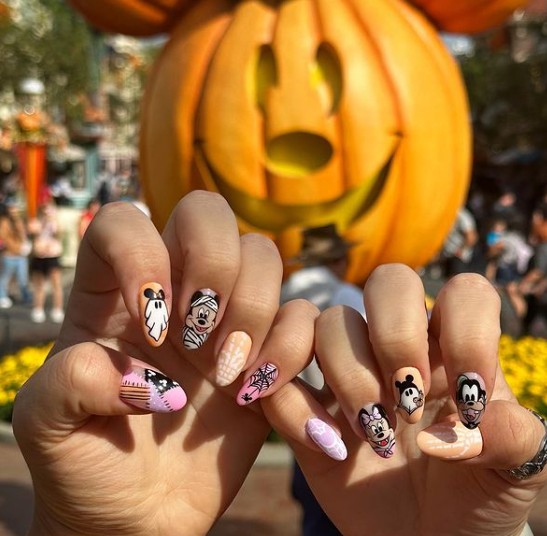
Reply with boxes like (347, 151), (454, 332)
(306, 418), (347, 461)
(120, 366), (187, 413)
(237, 362), (278, 406)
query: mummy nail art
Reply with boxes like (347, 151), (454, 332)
(306, 418), (348, 461)
(456, 373), (486, 429)
(237, 362), (278, 406)
(140, 283), (169, 347)
(393, 367), (425, 423)
(182, 289), (219, 350)
(120, 366), (187, 413)
(358, 404), (396, 458)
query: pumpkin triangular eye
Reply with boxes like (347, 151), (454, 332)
(312, 43), (342, 116)
(255, 44), (278, 113)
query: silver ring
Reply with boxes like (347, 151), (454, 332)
(507, 410), (547, 480)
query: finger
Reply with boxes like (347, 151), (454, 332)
(162, 191), (240, 351)
(72, 202), (171, 347)
(235, 299), (319, 406)
(429, 273), (501, 430)
(364, 264), (429, 424)
(417, 400), (547, 482)
(315, 305), (397, 459)
(263, 381), (348, 462)
(12, 342), (187, 444)
(213, 233), (283, 387)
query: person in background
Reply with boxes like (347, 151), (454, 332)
(439, 206), (479, 277)
(78, 198), (101, 239)
(281, 223), (364, 536)
(27, 201), (65, 323)
(0, 198), (32, 308)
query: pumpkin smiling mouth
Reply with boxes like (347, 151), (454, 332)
(194, 139), (399, 233)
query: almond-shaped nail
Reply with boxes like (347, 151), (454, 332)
(139, 283), (169, 347)
(393, 367), (425, 424)
(182, 289), (220, 350)
(358, 403), (396, 458)
(306, 418), (348, 461)
(456, 372), (487, 429)
(417, 420), (483, 460)
(216, 331), (252, 386)
(120, 366), (187, 412)
(237, 362), (278, 406)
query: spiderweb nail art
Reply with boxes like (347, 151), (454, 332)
(240, 363), (278, 403)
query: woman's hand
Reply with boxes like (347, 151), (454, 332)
(12, 191), (318, 536)
(264, 264), (547, 536)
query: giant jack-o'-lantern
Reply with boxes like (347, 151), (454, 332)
(69, 0), (523, 283)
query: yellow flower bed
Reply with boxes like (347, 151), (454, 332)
(0, 343), (52, 421)
(0, 337), (545, 421)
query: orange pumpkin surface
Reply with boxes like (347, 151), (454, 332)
(140, 0), (471, 284)
(408, 0), (528, 34)
(67, 0), (191, 36)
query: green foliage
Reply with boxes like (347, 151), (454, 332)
(0, 0), (95, 121)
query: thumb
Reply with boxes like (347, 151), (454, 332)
(12, 342), (187, 444)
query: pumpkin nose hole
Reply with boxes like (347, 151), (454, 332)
(266, 132), (332, 177)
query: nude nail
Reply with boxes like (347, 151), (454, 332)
(182, 289), (220, 350)
(306, 418), (348, 461)
(120, 365), (187, 413)
(358, 403), (396, 458)
(237, 362), (278, 406)
(216, 331), (252, 386)
(456, 372), (487, 430)
(392, 367), (425, 424)
(417, 420), (483, 460)
(139, 283), (168, 347)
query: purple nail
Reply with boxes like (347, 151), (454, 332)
(306, 418), (347, 461)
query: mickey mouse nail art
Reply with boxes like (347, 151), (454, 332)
(182, 289), (220, 350)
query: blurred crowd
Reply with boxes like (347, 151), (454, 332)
(425, 183), (547, 337)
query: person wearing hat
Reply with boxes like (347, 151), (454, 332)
(282, 223), (364, 536)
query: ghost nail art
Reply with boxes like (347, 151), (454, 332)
(393, 367), (425, 423)
(358, 404), (396, 458)
(140, 283), (169, 347)
(120, 366), (187, 413)
(456, 373), (487, 429)
(182, 289), (220, 350)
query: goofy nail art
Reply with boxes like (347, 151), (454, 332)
(393, 367), (425, 423)
(120, 366), (187, 413)
(140, 283), (169, 347)
(359, 404), (396, 458)
(237, 362), (278, 406)
(182, 289), (219, 350)
(456, 373), (486, 429)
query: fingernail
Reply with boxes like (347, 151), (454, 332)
(120, 366), (187, 413)
(306, 418), (348, 461)
(139, 283), (169, 347)
(358, 403), (396, 458)
(456, 372), (487, 429)
(237, 362), (278, 406)
(417, 420), (483, 460)
(182, 289), (220, 350)
(392, 367), (425, 424)
(216, 331), (252, 386)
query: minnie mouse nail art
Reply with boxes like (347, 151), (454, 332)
(359, 403), (396, 458)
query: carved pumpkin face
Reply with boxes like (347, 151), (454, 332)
(140, 0), (471, 283)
